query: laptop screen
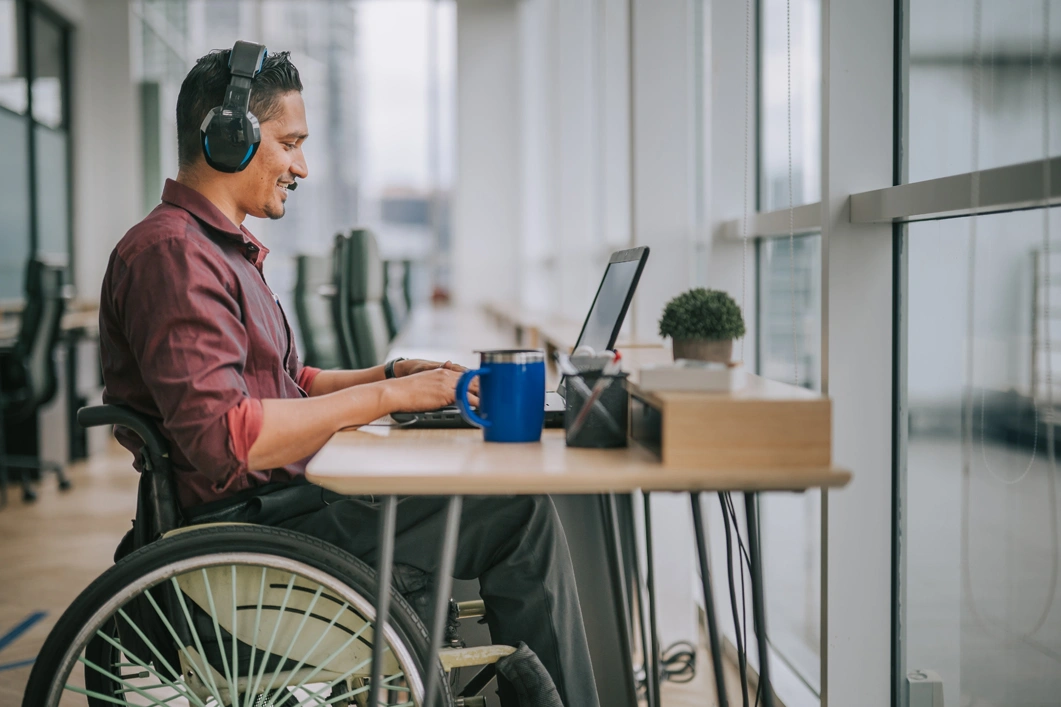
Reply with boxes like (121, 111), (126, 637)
(574, 258), (643, 353)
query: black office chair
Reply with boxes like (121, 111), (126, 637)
(335, 229), (390, 369)
(0, 259), (72, 505)
(331, 233), (360, 369)
(292, 254), (344, 370)
(382, 259), (411, 340)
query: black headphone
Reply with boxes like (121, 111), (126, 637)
(199, 41), (269, 173)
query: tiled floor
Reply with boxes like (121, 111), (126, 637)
(0, 445), (746, 705)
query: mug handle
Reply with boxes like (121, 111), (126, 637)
(456, 367), (491, 428)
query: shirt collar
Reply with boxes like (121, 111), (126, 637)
(161, 178), (270, 264)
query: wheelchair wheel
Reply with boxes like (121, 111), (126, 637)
(23, 524), (452, 707)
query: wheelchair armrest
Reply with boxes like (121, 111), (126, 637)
(77, 405), (169, 460)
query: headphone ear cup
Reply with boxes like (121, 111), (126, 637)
(200, 109), (261, 173)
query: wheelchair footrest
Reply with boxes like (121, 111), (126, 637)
(438, 644), (516, 671)
(455, 599), (486, 619)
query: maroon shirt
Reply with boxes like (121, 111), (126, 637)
(100, 179), (313, 508)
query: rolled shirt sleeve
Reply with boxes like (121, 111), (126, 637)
(296, 365), (322, 394)
(113, 237), (257, 493)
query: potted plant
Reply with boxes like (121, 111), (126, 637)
(659, 288), (746, 363)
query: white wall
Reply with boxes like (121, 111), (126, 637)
(628, 0), (699, 341)
(820, 0), (895, 703)
(71, 0), (142, 300)
(452, 0), (521, 308)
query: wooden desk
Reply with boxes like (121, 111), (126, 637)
(309, 428), (847, 496)
(306, 305), (849, 707)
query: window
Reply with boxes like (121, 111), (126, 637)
(898, 2), (1061, 705)
(0, 0), (26, 114)
(904, 209), (1061, 707)
(755, 0), (824, 694)
(759, 0), (821, 211)
(908, 0), (1061, 183)
(0, 1), (72, 300)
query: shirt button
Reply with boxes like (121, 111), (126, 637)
(247, 244), (258, 253)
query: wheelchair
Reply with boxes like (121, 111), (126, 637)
(21, 405), (527, 707)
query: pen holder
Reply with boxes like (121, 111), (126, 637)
(564, 371), (629, 448)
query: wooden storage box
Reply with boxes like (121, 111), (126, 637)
(628, 373), (832, 470)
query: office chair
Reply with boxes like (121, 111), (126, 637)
(335, 229), (390, 369)
(0, 259), (72, 505)
(292, 254), (344, 370)
(382, 259), (411, 340)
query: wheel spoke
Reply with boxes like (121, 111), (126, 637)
(200, 568), (238, 700)
(266, 598), (349, 702)
(113, 607), (185, 685)
(166, 577), (227, 700)
(137, 590), (224, 705)
(76, 654), (180, 706)
(247, 574), (298, 699)
(282, 617), (375, 699)
(115, 684), (189, 703)
(65, 683), (165, 706)
(296, 653), (377, 706)
(243, 566), (268, 707)
(95, 623), (207, 707)
(231, 566), (240, 707)
(260, 584), (325, 700)
(321, 671), (408, 707)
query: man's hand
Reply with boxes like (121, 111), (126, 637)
(382, 366), (481, 412)
(396, 359), (468, 377)
(396, 359), (480, 396)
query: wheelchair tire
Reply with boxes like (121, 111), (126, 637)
(22, 524), (452, 707)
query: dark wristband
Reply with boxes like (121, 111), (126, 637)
(385, 358), (406, 379)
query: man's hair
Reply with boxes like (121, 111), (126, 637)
(175, 48), (303, 168)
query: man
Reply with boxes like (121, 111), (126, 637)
(99, 47), (600, 707)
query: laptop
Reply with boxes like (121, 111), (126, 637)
(392, 246), (650, 429)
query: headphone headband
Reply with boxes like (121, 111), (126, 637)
(200, 41), (268, 173)
(228, 40), (267, 80)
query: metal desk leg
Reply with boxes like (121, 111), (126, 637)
(641, 493), (662, 707)
(602, 493), (640, 705)
(690, 493), (729, 707)
(370, 495), (398, 705)
(621, 494), (655, 707)
(744, 493), (775, 707)
(423, 496), (462, 707)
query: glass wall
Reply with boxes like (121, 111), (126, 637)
(908, 0), (1061, 183)
(759, 0), (820, 211)
(754, 0), (825, 695)
(905, 209), (1061, 707)
(0, 0), (72, 300)
(901, 1), (1061, 705)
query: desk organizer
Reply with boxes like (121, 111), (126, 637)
(628, 373), (831, 470)
(564, 371), (629, 448)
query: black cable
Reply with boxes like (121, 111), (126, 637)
(721, 492), (750, 707)
(634, 640), (698, 697)
(660, 640), (697, 683)
(728, 493), (751, 704)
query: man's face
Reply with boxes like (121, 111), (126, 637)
(235, 91), (309, 220)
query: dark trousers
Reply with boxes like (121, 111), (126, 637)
(186, 484), (600, 707)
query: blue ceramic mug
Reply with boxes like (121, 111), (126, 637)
(455, 350), (546, 443)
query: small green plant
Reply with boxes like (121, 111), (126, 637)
(658, 288), (746, 341)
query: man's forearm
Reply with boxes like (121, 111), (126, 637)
(307, 366), (387, 396)
(247, 382), (389, 470)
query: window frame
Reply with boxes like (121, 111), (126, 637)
(0, 0), (75, 306)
